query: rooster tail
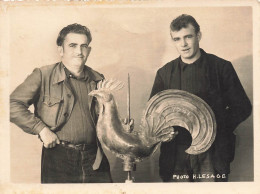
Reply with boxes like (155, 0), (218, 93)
(142, 89), (216, 155)
(140, 112), (173, 143)
(138, 112), (172, 156)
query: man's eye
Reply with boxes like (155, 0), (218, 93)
(173, 38), (179, 42)
(187, 35), (193, 38)
(69, 44), (76, 47)
(82, 45), (88, 48)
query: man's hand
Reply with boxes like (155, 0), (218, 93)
(39, 127), (60, 148)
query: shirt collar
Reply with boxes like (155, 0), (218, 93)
(52, 62), (104, 84)
(62, 63), (87, 81)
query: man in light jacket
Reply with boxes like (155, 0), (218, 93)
(10, 23), (112, 183)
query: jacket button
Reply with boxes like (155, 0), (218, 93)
(67, 94), (71, 98)
(64, 113), (69, 117)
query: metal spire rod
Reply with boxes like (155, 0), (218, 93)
(127, 73), (130, 122)
(125, 73), (134, 183)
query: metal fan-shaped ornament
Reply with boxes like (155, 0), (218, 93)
(144, 89), (216, 155)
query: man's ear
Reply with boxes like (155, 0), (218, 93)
(197, 31), (202, 41)
(57, 46), (64, 57)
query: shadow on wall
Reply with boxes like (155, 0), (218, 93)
(229, 55), (253, 182)
(100, 55), (253, 182)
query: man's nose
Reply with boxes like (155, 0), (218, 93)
(181, 38), (187, 47)
(75, 46), (82, 54)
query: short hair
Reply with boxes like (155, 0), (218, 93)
(56, 23), (92, 46)
(170, 14), (200, 34)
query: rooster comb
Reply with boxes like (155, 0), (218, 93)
(97, 79), (124, 91)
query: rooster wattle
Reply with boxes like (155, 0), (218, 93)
(89, 79), (216, 163)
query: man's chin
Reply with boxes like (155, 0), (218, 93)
(72, 59), (86, 66)
(181, 54), (192, 59)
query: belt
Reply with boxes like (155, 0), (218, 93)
(59, 140), (97, 151)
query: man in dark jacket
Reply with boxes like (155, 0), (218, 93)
(150, 14), (252, 182)
(10, 24), (112, 183)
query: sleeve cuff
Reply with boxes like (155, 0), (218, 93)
(33, 121), (47, 135)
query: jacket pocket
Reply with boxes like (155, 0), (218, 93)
(38, 96), (63, 129)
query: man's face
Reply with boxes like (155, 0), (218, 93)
(58, 33), (91, 68)
(170, 24), (201, 63)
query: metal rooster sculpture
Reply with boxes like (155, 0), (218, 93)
(89, 79), (175, 162)
(89, 78), (216, 181)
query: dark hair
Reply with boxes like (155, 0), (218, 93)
(56, 23), (92, 46)
(170, 14), (200, 34)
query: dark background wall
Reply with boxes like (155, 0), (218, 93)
(9, 6), (253, 183)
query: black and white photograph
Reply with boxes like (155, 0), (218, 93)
(0, 0), (259, 193)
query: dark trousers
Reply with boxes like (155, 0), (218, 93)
(163, 145), (228, 182)
(41, 144), (112, 183)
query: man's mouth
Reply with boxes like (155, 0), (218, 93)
(75, 56), (84, 58)
(182, 48), (190, 52)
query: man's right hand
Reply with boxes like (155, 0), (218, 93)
(39, 127), (60, 148)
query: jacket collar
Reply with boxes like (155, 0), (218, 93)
(52, 62), (104, 84)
